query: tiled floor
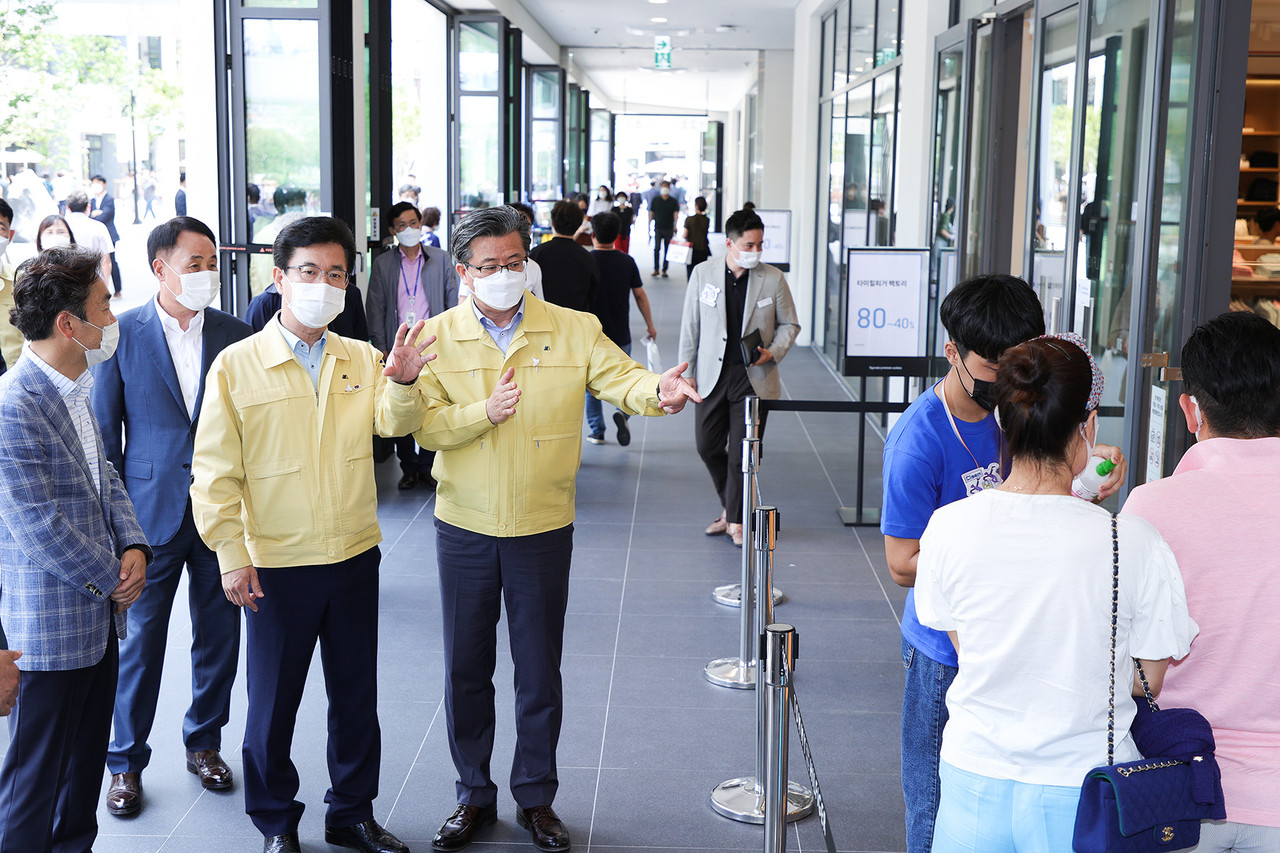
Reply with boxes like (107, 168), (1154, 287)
(7, 261), (909, 852)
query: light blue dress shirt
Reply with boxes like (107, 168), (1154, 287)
(278, 321), (327, 389)
(471, 296), (525, 355)
(27, 346), (102, 492)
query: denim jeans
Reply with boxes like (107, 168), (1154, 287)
(902, 636), (958, 853)
(585, 343), (630, 436)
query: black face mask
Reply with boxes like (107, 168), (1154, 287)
(958, 356), (998, 413)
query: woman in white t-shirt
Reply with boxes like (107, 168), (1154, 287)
(915, 334), (1197, 853)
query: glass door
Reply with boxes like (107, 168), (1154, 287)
(960, 21), (992, 279)
(701, 121), (724, 231)
(217, 0), (343, 315)
(928, 34), (965, 360)
(526, 65), (563, 230)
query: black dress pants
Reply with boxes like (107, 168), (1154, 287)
(694, 365), (769, 521)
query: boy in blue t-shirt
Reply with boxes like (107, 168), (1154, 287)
(882, 274), (1124, 853)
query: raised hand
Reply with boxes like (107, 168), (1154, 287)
(487, 367), (521, 425)
(383, 320), (438, 384)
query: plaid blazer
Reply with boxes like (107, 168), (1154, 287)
(0, 356), (149, 671)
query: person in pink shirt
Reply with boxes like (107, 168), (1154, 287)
(1123, 310), (1280, 853)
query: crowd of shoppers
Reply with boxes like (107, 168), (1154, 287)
(0, 184), (1268, 853)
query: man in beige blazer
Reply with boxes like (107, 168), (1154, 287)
(678, 208), (801, 544)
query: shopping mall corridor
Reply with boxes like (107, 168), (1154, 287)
(18, 264), (910, 853)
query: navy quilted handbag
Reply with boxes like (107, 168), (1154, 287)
(1071, 515), (1225, 853)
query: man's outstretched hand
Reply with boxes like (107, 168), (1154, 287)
(658, 362), (701, 414)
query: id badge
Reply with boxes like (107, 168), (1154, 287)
(961, 463), (1002, 496)
(405, 311), (416, 327)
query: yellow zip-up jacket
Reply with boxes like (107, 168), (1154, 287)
(191, 318), (427, 572)
(0, 263), (23, 369)
(415, 294), (664, 537)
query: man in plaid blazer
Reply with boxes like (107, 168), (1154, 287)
(0, 245), (151, 852)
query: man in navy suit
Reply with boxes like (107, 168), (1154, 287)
(0, 245), (151, 851)
(93, 216), (253, 817)
(89, 176), (123, 298)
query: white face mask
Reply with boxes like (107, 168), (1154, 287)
(397, 227), (422, 247)
(161, 259), (220, 311)
(73, 316), (120, 366)
(660, 188), (671, 197)
(736, 249), (761, 270)
(1079, 421), (1095, 462)
(1190, 395), (1204, 437)
(43, 233), (71, 249)
(0, 234), (9, 256)
(471, 268), (527, 311)
(598, 191), (609, 200)
(285, 278), (346, 329)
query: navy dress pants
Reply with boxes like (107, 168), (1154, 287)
(108, 509), (240, 773)
(241, 547), (382, 837)
(0, 625), (118, 853)
(434, 519), (573, 809)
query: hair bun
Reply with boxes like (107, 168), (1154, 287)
(1001, 345), (1052, 406)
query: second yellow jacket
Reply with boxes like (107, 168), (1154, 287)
(415, 294), (664, 537)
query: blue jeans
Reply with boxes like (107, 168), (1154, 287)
(585, 343), (630, 436)
(901, 637), (957, 853)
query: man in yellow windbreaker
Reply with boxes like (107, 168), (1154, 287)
(190, 216), (433, 853)
(415, 206), (699, 853)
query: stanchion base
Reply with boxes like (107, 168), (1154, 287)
(838, 506), (882, 527)
(704, 657), (755, 689)
(711, 583), (784, 607)
(709, 776), (816, 824)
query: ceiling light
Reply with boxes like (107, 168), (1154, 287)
(651, 17), (668, 23)
(649, 0), (668, 3)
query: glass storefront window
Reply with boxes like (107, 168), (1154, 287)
(243, 17), (321, 296)
(962, 23), (993, 279)
(1028, 8), (1078, 326)
(390, 0), (449, 240)
(870, 70), (898, 246)
(833, 0), (849, 91)
(531, 69), (558, 120)
(459, 94), (500, 209)
(849, 0), (874, 75)
(589, 109), (612, 191)
(875, 1), (901, 67)
(820, 94), (845, 362)
(529, 69), (561, 204)
(459, 21), (499, 93)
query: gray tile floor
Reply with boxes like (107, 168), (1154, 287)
(10, 265), (909, 852)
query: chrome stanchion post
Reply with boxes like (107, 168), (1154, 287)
(763, 623), (799, 852)
(753, 507), (777, 796)
(705, 437), (761, 688)
(710, 620), (815, 825)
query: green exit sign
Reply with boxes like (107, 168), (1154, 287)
(655, 36), (671, 69)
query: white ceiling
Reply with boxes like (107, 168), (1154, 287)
(468, 0), (801, 112)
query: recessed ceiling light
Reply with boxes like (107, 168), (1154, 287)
(649, 0), (668, 4)
(651, 16), (668, 23)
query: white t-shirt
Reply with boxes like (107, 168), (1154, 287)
(915, 489), (1197, 787)
(64, 211), (114, 257)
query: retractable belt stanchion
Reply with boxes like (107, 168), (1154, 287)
(710, 510), (814, 824)
(714, 397), (782, 608)
(705, 437), (761, 689)
(763, 623), (805, 851)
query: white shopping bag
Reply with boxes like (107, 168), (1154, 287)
(665, 240), (692, 265)
(642, 336), (662, 373)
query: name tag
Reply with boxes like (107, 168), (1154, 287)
(756, 296), (773, 308)
(961, 463), (1003, 496)
(699, 283), (719, 307)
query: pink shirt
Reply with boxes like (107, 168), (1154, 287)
(396, 246), (430, 325)
(1122, 436), (1280, 827)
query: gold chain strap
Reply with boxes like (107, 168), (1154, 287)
(1116, 758), (1186, 777)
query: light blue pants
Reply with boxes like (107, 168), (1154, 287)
(931, 761), (1080, 853)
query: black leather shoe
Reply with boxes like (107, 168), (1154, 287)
(263, 833), (301, 853)
(613, 412), (631, 447)
(186, 748), (234, 790)
(398, 472), (418, 490)
(432, 803), (497, 851)
(326, 818), (409, 853)
(105, 772), (142, 816)
(517, 805), (571, 851)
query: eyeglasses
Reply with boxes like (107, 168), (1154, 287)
(285, 265), (350, 286)
(464, 258), (527, 277)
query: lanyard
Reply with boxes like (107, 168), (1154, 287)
(937, 378), (983, 472)
(400, 251), (424, 304)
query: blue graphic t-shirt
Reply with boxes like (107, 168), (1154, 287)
(881, 383), (1004, 668)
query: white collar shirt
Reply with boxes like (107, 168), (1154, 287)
(27, 346), (101, 493)
(154, 298), (205, 419)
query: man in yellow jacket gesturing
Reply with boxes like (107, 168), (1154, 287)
(191, 216), (434, 853)
(415, 206), (699, 853)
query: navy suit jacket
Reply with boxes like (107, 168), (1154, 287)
(93, 303), (254, 548)
(0, 357), (150, 671)
(91, 192), (119, 244)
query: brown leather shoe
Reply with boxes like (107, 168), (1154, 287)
(106, 772), (142, 816)
(705, 512), (728, 535)
(517, 805), (571, 851)
(432, 803), (497, 851)
(186, 748), (234, 790)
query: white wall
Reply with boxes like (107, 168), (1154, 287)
(758, 49), (795, 211)
(786, 0), (828, 348)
